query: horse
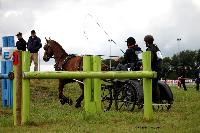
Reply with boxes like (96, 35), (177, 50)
(43, 37), (108, 108)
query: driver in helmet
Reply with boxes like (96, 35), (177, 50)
(116, 37), (142, 71)
(144, 35), (162, 103)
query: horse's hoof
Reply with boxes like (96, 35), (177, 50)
(60, 99), (65, 105)
(75, 103), (81, 108)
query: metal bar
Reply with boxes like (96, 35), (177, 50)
(142, 51), (153, 121)
(0, 73), (14, 79)
(23, 71), (157, 79)
(152, 104), (171, 106)
(22, 51), (30, 124)
(0, 74), (9, 79)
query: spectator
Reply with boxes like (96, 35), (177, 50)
(16, 32), (27, 51)
(195, 66), (200, 91)
(27, 30), (42, 71)
(179, 67), (187, 91)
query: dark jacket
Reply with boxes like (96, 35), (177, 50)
(16, 38), (27, 51)
(146, 44), (162, 72)
(122, 45), (142, 64)
(27, 36), (42, 53)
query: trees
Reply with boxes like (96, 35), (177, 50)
(196, 49), (200, 66)
(162, 49), (200, 79)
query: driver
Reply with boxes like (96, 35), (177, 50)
(144, 35), (162, 103)
(116, 37), (142, 71)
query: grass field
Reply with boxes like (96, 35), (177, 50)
(0, 79), (200, 133)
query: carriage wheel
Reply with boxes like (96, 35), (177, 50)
(114, 82), (137, 111)
(101, 84), (113, 111)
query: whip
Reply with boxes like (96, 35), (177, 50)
(83, 13), (125, 54)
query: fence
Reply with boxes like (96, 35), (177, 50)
(13, 51), (156, 125)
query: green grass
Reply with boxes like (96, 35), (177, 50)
(0, 80), (200, 133)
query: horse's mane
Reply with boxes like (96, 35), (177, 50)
(49, 40), (68, 59)
(49, 40), (68, 57)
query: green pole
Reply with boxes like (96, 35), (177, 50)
(22, 51), (30, 124)
(142, 51), (153, 121)
(23, 71), (156, 79)
(13, 61), (17, 126)
(83, 56), (93, 113)
(93, 56), (101, 112)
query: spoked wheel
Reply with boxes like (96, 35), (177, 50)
(114, 82), (137, 111)
(101, 84), (113, 111)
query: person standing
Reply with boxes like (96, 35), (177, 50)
(144, 35), (163, 103)
(15, 32), (27, 51)
(195, 66), (200, 91)
(179, 66), (187, 91)
(27, 30), (42, 71)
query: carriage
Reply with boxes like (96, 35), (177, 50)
(101, 63), (174, 112)
(101, 79), (174, 111)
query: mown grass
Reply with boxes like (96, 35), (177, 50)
(0, 79), (200, 133)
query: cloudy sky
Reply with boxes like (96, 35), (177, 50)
(1, 0), (200, 70)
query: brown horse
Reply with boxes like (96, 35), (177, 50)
(43, 38), (108, 108)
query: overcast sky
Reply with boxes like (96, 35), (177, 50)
(1, 0), (200, 70)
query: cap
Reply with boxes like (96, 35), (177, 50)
(31, 30), (36, 34)
(144, 35), (154, 43)
(16, 32), (22, 36)
(126, 37), (136, 45)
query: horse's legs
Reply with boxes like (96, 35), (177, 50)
(59, 79), (73, 105)
(75, 83), (84, 108)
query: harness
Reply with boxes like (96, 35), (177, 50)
(54, 54), (83, 71)
(54, 54), (76, 71)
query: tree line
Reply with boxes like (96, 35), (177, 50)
(162, 49), (200, 79)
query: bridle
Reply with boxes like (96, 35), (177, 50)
(43, 44), (54, 61)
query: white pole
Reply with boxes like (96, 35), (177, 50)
(38, 50), (40, 71)
(109, 41), (112, 69)
(177, 38), (181, 65)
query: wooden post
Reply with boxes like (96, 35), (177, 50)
(142, 51), (153, 121)
(15, 51), (22, 126)
(22, 51), (30, 124)
(13, 62), (17, 125)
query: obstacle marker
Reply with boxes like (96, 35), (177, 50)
(1, 36), (15, 110)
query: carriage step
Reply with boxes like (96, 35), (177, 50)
(142, 103), (171, 106)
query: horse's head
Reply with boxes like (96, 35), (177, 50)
(43, 37), (54, 62)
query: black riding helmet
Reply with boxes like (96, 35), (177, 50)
(144, 35), (154, 44)
(126, 37), (136, 46)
